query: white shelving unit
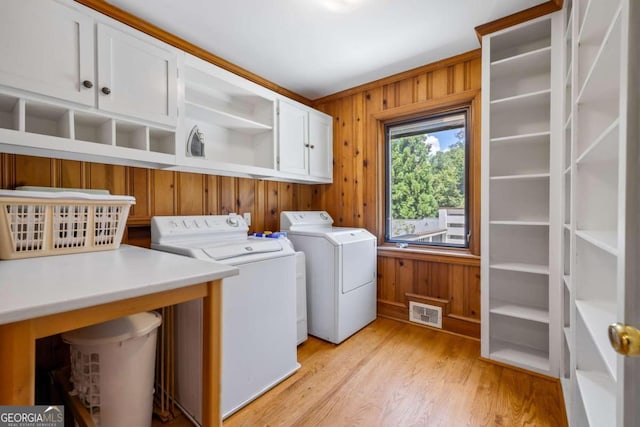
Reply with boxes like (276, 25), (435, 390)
(0, 90), (176, 167)
(178, 54), (277, 174)
(562, 0), (640, 426)
(481, 13), (563, 377)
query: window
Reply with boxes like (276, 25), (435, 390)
(385, 109), (469, 248)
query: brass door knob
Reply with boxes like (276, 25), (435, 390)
(608, 323), (640, 356)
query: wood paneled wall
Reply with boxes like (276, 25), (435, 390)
(0, 154), (320, 248)
(312, 50), (482, 338)
(0, 49), (483, 339)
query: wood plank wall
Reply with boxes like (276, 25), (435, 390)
(312, 50), (482, 338)
(0, 49), (482, 339)
(0, 155), (321, 248)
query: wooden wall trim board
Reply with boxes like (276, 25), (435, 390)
(378, 247), (480, 267)
(73, 0), (311, 106)
(474, 0), (564, 40)
(313, 49), (481, 104)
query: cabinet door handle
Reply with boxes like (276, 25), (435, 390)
(310, 145), (315, 149)
(304, 144), (310, 148)
(82, 80), (93, 89)
(101, 87), (111, 95)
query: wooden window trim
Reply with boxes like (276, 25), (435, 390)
(372, 89), (481, 257)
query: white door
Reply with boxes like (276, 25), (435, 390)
(97, 23), (177, 126)
(0, 1), (95, 106)
(309, 110), (333, 179)
(278, 100), (308, 175)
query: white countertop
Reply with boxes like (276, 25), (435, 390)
(0, 245), (238, 325)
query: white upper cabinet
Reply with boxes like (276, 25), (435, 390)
(97, 24), (177, 126)
(278, 100), (309, 176)
(278, 99), (333, 181)
(308, 110), (333, 180)
(0, 1), (95, 106)
(0, 1), (177, 127)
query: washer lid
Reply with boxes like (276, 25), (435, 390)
(202, 239), (284, 261)
(62, 311), (161, 346)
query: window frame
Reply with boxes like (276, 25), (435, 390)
(372, 90), (480, 257)
(384, 108), (470, 249)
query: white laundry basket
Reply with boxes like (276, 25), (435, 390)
(62, 312), (162, 427)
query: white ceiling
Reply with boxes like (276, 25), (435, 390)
(106, 0), (545, 100)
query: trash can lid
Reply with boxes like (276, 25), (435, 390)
(62, 311), (162, 346)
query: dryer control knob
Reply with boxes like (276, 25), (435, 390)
(320, 212), (329, 220)
(226, 216), (239, 227)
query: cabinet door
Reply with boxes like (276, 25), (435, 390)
(308, 110), (333, 180)
(278, 100), (308, 175)
(97, 24), (177, 126)
(0, 1), (95, 106)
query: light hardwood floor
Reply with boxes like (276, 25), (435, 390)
(220, 317), (567, 427)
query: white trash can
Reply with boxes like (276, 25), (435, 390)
(62, 311), (162, 427)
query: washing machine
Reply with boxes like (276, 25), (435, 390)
(281, 211), (377, 344)
(151, 214), (299, 422)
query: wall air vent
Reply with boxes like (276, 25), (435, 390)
(409, 301), (442, 329)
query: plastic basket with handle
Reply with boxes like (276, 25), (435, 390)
(0, 190), (135, 260)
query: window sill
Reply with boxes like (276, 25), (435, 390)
(377, 244), (480, 266)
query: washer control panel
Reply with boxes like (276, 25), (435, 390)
(151, 214), (248, 244)
(280, 211), (334, 230)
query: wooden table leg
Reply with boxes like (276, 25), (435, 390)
(0, 320), (35, 405)
(202, 279), (222, 427)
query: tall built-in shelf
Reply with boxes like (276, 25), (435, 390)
(481, 13), (562, 377)
(563, 0), (639, 426)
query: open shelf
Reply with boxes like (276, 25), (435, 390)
(575, 370), (616, 427)
(578, 0), (621, 51)
(115, 122), (147, 151)
(149, 128), (175, 155)
(490, 220), (549, 226)
(490, 18), (551, 62)
(575, 236), (617, 304)
(577, 11), (621, 114)
(74, 112), (113, 146)
(490, 90), (550, 139)
(181, 113), (275, 169)
(490, 268), (549, 321)
(490, 340), (550, 373)
(490, 263), (549, 275)
(490, 178), (549, 222)
(575, 136), (618, 251)
(490, 135), (549, 176)
(490, 131), (550, 145)
(576, 119), (618, 165)
(0, 93), (21, 131)
(25, 100), (72, 139)
(185, 101), (273, 134)
(490, 173), (550, 181)
(575, 230), (617, 257)
(576, 300), (617, 380)
(490, 303), (549, 324)
(490, 47), (551, 100)
(490, 223), (549, 272)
